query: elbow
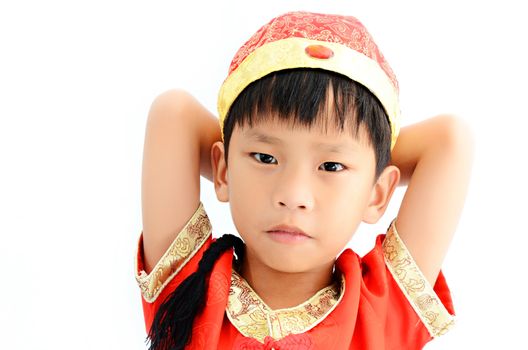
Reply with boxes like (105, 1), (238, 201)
(147, 89), (195, 126)
(437, 114), (476, 159)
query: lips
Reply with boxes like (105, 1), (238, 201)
(266, 224), (311, 237)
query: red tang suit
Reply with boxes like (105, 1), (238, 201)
(135, 202), (455, 349)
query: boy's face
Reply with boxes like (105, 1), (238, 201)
(211, 117), (399, 273)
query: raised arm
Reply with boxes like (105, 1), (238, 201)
(390, 114), (475, 286)
(141, 89), (221, 273)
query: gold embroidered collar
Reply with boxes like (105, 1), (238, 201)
(226, 268), (346, 343)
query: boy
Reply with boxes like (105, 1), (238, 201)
(136, 11), (474, 349)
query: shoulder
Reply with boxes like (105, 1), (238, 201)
(134, 202), (235, 334)
(336, 221), (455, 344)
(380, 219), (455, 338)
(135, 201), (212, 303)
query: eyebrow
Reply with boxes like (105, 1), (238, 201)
(246, 131), (354, 154)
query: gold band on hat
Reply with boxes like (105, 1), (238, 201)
(217, 37), (400, 150)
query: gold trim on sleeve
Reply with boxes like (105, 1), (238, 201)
(382, 218), (455, 338)
(134, 202), (212, 303)
(226, 269), (345, 343)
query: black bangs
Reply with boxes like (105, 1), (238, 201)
(222, 68), (392, 179)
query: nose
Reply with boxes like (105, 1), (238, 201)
(272, 165), (314, 211)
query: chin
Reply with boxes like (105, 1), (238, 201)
(266, 257), (313, 274)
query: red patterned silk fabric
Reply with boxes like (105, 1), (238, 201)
(227, 11), (399, 94)
(136, 233), (455, 349)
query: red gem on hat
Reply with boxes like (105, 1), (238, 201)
(305, 44), (334, 59)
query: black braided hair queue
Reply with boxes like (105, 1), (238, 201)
(146, 234), (245, 350)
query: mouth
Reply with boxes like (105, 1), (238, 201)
(266, 224), (312, 238)
(266, 225), (312, 243)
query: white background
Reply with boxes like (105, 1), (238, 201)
(1, 0), (526, 348)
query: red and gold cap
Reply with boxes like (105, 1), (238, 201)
(217, 11), (401, 150)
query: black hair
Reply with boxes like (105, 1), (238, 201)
(146, 234), (245, 349)
(223, 68), (392, 180)
(146, 68), (392, 349)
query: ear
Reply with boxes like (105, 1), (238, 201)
(211, 141), (229, 202)
(362, 165), (400, 224)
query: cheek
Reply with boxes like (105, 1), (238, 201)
(321, 176), (366, 203)
(227, 165), (268, 225)
(230, 160), (277, 199)
(229, 164), (263, 197)
(318, 178), (372, 227)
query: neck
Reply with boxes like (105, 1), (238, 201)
(237, 251), (336, 310)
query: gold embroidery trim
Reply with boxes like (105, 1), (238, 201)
(226, 268), (345, 343)
(134, 202), (212, 303)
(382, 218), (455, 337)
(217, 37), (400, 150)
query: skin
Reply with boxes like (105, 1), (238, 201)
(141, 89), (474, 312)
(211, 117), (400, 309)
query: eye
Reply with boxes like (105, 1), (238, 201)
(319, 162), (346, 172)
(250, 152), (277, 164)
